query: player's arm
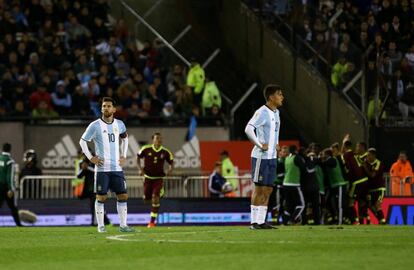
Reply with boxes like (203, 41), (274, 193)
(137, 148), (145, 176)
(166, 149), (174, 176)
(6, 160), (15, 198)
(80, 123), (103, 166)
(245, 110), (268, 150)
(119, 132), (128, 166)
(79, 139), (103, 166)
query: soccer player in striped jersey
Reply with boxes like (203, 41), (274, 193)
(137, 133), (173, 228)
(245, 84), (283, 229)
(79, 97), (134, 233)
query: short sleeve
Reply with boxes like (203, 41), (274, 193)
(81, 122), (96, 142)
(118, 120), (126, 134)
(247, 109), (266, 128)
(165, 149), (174, 164)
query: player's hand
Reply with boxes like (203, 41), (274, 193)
(138, 169), (144, 176)
(342, 133), (351, 143)
(90, 156), (104, 166)
(261, 143), (269, 151)
(119, 156), (126, 167)
(80, 161), (88, 170)
(276, 144), (280, 152)
(7, 190), (13, 198)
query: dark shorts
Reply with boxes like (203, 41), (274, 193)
(251, 158), (277, 187)
(95, 171), (127, 195)
(348, 178), (369, 200)
(144, 179), (164, 200)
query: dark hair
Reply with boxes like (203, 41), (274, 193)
(399, 150), (407, 155)
(263, 84), (282, 101)
(323, 148), (333, 157)
(331, 142), (339, 149)
(101, 97), (115, 106)
(289, 145), (297, 154)
(2, 143), (11, 152)
(357, 142), (367, 150)
(152, 132), (161, 139)
(344, 140), (352, 148)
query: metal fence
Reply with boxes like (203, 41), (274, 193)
(16, 174), (413, 200)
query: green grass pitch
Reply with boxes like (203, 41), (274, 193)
(0, 226), (413, 270)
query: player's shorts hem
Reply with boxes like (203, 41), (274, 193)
(254, 182), (274, 187)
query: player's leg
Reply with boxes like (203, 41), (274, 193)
(254, 159), (276, 228)
(292, 186), (305, 224)
(5, 191), (22, 226)
(250, 157), (262, 227)
(95, 172), (109, 232)
(148, 179), (163, 227)
(370, 190), (386, 224)
(111, 172), (134, 232)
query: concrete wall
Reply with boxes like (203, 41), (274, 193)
(218, 0), (365, 144)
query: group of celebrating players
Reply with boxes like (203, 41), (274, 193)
(270, 138), (385, 226)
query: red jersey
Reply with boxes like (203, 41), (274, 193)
(341, 150), (366, 182)
(365, 159), (385, 190)
(138, 144), (173, 178)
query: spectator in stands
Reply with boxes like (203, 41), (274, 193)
(405, 43), (414, 69)
(72, 86), (91, 116)
(32, 100), (58, 119)
(387, 41), (403, 68)
(186, 59), (205, 106)
(390, 150), (413, 196)
(201, 79), (222, 116)
(10, 100), (29, 118)
(331, 56), (348, 88)
(29, 84), (52, 109)
(66, 14), (91, 47)
(51, 80), (72, 115)
(161, 101), (177, 123)
(398, 84), (414, 120)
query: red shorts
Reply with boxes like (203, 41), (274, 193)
(144, 179), (163, 200)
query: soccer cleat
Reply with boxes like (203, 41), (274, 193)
(97, 226), (107, 233)
(259, 223), (277, 229)
(249, 223), (262, 230)
(119, 226), (135, 233)
(379, 219), (386, 225)
(147, 222), (156, 228)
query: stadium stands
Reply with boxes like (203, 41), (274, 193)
(0, 0), (225, 125)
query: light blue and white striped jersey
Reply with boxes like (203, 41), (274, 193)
(247, 105), (280, 159)
(81, 118), (127, 172)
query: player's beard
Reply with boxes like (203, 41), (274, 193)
(103, 111), (113, 118)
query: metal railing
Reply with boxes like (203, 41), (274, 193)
(17, 174), (412, 200)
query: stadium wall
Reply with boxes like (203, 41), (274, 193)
(0, 123), (229, 172)
(218, 0), (365, 145)
(1, 198), (413, 226)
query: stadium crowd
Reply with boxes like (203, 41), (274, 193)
(268, 134), (413, 226)
(247, 0), (414, 120)
(0, 0), (224, 125)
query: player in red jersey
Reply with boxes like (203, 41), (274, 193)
(137, 133), (173, 228)
(341, 135), (368, 224)
(363, 148), (386, 224)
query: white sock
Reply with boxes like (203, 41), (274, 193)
(117, 201), (128, 227)
(95, 200), (104, 228)
(257, 206), (268, 224)
(251, 205), (259, 224)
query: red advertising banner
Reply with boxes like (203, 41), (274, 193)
(368, 197), (414, 225)
(199, 140), (300, 172)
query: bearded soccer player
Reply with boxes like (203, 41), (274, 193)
(137, 133), (173, 228)
(79, 97), (135, 233)
(245, 84), (283, 229)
